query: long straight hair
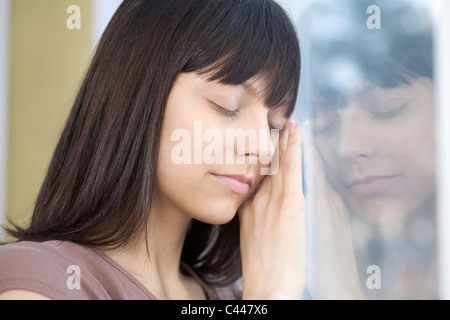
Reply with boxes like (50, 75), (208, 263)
(6, 0), (301, 289)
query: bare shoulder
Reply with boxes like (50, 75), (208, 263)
(0, 290), (52, 300)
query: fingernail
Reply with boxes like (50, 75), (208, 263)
(289, 120), (296, 134)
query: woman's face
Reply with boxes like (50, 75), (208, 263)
(312, 77), (435, 224)
(155, 72), (288, 225)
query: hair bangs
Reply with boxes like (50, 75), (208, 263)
(181, 0), (300, 117)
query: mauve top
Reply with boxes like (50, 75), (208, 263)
(0, 240), (239, 300)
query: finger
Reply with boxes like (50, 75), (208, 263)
(278, 119), (291, 169)
(282, 120), (304, 200)
(270, 120), (290, 197)
(239, 174), (271, 219)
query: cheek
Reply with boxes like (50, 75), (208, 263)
(378, 116), (435, 181)
(155, 165), (243, 224)
(156, 141), (204, 201)
(155, 130), (244, 224)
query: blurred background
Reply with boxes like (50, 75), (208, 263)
(0, 0), (121, 233)
(0, 0), (448, 299)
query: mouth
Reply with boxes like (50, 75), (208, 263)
(211, 173), (253, 195)
(345, 175), (400, 196)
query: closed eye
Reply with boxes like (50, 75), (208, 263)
(371, 102), (409, 119)
(311, 117), (339, 135)
(208, 100), (239, 118)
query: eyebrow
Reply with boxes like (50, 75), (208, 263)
(242, 80), (292, 115)
(354, 84), (377, 100)
(211, 80), (289, 116)
(241, 82), (275, 109)
(242, 82), (260, 97)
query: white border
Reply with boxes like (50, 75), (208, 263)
(435, 0), (450, 300)
(0, 0), (10, 241)
(92, 0), (123, 49)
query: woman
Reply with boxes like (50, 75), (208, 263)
(299, 0), (436, 299)
(0, 0), (306, 300)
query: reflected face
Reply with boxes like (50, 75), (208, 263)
(154, 72), (288, 225)
(312, 78), (435, 224)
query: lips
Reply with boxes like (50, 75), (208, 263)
(212, 174), (253, 195)
(346, 175), (399, 196)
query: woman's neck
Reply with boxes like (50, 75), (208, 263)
(103, 189), (201, 299)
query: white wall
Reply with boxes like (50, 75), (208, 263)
(276, 0), (317, 21)
(0, 0), (10, 241)
(92, 0), (123, 48)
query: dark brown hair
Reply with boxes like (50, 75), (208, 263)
(5, 0), (301, 289)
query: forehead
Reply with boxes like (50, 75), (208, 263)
(194, 71), (264, 94)
(191, 71), (289, 111)
(315, 77), (433, 110)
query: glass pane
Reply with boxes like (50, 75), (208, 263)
(291, 0), (437, 299)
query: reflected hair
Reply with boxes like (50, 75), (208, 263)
(4, 0), (301, 291)
(299, 0), (433, 109)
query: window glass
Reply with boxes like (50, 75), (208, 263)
(280, 0), (437, 299)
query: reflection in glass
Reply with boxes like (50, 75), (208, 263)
(297, 0), (436, 299)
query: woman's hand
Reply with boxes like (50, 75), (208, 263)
(302, 123), (363, 300)
(238, 120), (307, 300)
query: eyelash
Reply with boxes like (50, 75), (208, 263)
(313, 103), (408, 135)
(209, 101), (279, 130)
(313, 120), (338, 135)
(371, 103), (408, 119)
(209, 101), (239, 118)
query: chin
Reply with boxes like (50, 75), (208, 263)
(358, 210), (406, 225)
(350, 200), (417, 225)
(200, 215), (237, 226)
(193, 202), (239, 225)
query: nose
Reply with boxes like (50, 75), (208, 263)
(336, 107), (376, 160)
(233, 107), (276, 166)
